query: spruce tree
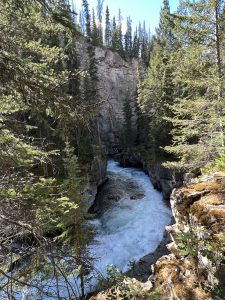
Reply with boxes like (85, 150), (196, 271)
(105, 5), (111, 47)
(122, 90), (135, 148)
(82, 0), (91, 37)
(132, 27), (140, 58)
(96, 0), (104, 44)
(111, 16), (119, 51)
(117, 9), (124, 55)
(140, 21), (149, 64)
(0, 1), (95, 297)
(156, 0), (173, 48)
(92, 8), (99, 45)
(138, 1), (175, 159)
(124, 16), (133, 56)
(138, 44), (174, 159)
(164, 0), (225, 172)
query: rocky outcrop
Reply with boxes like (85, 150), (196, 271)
(89, 172), (144, 214)
(86, 155), (107, 210)
(90, 173), (145, 214)
(147, 162), (183, 201)
(150, 172), (225, 300)
(119, 151), (183, 200)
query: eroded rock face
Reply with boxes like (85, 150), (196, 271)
(95, 48), (139, 152)
(76, 37), (143, 154)
(86, 155), (107, 210)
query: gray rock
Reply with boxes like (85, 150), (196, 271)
(75, 37), (146, 154)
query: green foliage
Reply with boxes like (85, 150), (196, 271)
(120, 90), (136, 149)
(124, 17), (133, 56)
(132, 28), (140, 58)
(111, 17), (121, 53)
(177, 227), (225, 299)
(106, 264), (124, 286)
(0, 1), (98, 297)
(105, 6), (111, 47)
(211, 285), (225, 300)
(137, 0), (175, 160)
(82, 0), (91, 37)
(97, 272), (161, 300)
(163, 0), (225, 172)
(202, 154), (225, 173)
(177, 227), (225, 266)
(92, 9), (100, 45)
(138, 46), (174, 159)
(177, 229), (200, 257)
(137, 0), (225, 173)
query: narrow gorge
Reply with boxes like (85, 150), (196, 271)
(1, 1), (225, 300)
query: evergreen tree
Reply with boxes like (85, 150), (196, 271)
(117, 9), (124, 55)
(122, 90), (135, 148)
(91, 8), (99, 45)
(140, 21), (149, 64)
(105, 5), (111, 47)
(164, 0), (225, 172)
(0, 1), (96, 297)
(138, 44), (174, 159)
(132, 27), (140, 58)
(124, 16), (133, 55)
(79, 8), (86, 34)
(138, 1), (175, 159)
(82, 0), (91, 37)
(156, 0), (172, 44)
(96, 0), (104, 44)
(111, 16), (119, 51)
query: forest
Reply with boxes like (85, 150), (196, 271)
(0, 0), (225, 299)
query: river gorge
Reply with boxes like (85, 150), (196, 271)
(89, 160), (171, 277)
(12, 160), (172, 299)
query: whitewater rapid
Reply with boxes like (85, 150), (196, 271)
(17, 160), (172, 299)
(89, 160), (171, 275)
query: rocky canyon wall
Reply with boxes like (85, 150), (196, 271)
(76, 37), (143, 154)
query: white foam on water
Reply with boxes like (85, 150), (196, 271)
(89, 160), (171, 274)
(18, 160), (172, 299)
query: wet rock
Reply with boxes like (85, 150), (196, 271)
(86, 155), (107, 211)
(130, 193), (145, 200)
(118, 152), (183, 201)
(90, 172), (145, 213)
(126, 228), (172, 282)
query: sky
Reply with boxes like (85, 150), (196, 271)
(73, 0), (180, 34)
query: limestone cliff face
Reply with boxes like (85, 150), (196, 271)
(76, 37), (142, 153)
(74, 38), (143, 209)
(95, 48), (139, 152)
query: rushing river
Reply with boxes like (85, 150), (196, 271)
(89, 160), (171, 276)
(10, 160), (171, 299)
